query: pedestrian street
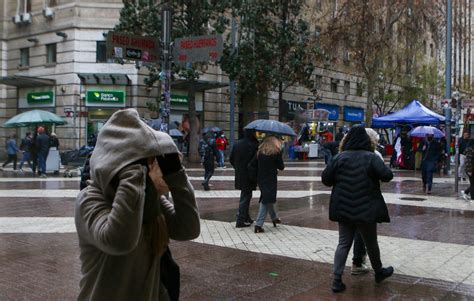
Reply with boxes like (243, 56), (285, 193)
(0, 160), (473, 300)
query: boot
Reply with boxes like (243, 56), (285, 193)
(331, 278), (346, 293)
(254, 225), (265, 233)
(375, 266), (394, 283)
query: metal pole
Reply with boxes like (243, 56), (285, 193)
(454, 92), (462, 192)
(229, 15), (237, 148)
(73, 102), (77, 149)
(160, 5), (172, 134)
(445, 0), (453, 174)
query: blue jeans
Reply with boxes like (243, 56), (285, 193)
(19, 151), (33, 171)
(37, 151), (48, 175)
(421, 160), (435, 191)
(218, 150), (225, 167)
(255, 202), (278, 227)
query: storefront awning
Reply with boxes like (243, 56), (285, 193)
(0, 76), (56, 87)
(171, 79), (228, 92)
(78, 73), (130, 85)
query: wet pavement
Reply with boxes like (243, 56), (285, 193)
(0, 159), (473, 300)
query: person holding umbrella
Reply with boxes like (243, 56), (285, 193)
(251, 136), (285, 233)
(199, 132), (219, 191)
(418, 133), (442, 195)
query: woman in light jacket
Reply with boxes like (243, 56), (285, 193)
(253, 136), (285, 233)
(322, 126), (394, 293)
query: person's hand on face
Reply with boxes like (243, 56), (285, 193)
(147, 157), (170, 196)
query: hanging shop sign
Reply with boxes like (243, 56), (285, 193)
(27, 91), (54, 104)
(344, 106), (364, 122)
(171, 94), (188, 106)
(315, 103), (339, 120)
(86, 90), (125, 107)
(106, 31), (160, 63)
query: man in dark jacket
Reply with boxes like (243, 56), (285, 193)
(35, 127), (50, 178)
(322, 126), (394, 293)
(18, 132), (34, 172)
(230, 129), (259, 228)
(200, 132), (219, 191)
(419, 134), (441, 194)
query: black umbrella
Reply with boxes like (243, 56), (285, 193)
(202, 126), (222, 134)
(244, 119), (296, 137)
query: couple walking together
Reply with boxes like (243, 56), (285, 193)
(230, 130), (284, 232)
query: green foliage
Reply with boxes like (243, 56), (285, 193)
(220, 0), (317, 101)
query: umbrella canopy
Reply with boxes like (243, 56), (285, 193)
(202, 126), (222, 134)
(3, 109), (66, 128)
(372, 100), (445, 128)
(169, 128), (183, 137)
(244, 119), (296, 137)
(408, 126), (445, 138)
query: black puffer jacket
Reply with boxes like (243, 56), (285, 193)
(229, 131), (259, 191)
(322, 126), (393, 223)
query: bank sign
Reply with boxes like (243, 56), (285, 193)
(27, 91), (54, 104)
(86, 90), (125, 107)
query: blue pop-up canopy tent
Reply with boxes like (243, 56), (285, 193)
(372, 100), (445, 128)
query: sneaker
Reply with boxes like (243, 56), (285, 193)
(375, 266), (394, 283)
(461, 191), (469, 201)
(40, 174), (47, 178)
(222, 165), (227, 169)
(331, 279), (346, 293)
(351, 263), (370, 275)
(235, 222), (251, 228)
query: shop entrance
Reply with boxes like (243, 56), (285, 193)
(86, 108), (115, 146)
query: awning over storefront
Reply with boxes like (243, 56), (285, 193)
(171, 79), (228, 92)
(0, 76), (56, 87)
(78, 73), (130, 85)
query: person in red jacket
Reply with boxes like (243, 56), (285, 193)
(216, 132), (229, 168)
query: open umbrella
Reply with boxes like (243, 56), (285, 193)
(169, 128), (183, 137)
(202, 126), (222, 134)
(3, 109), (66, 128)
(408, 126), (445, 138)
(244, 119), (296, 137)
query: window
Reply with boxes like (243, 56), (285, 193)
(46, 43), (57, 64)
(331, 78), (338, 93)
(430, 43), (434, 58)
(96, 41), (107, 63)
(20, 48), (29, 67)
(356, 82), (364, 96)
(314, 75), (322, 89)
(344, 80), (350, 95)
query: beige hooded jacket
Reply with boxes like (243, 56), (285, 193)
(74, 109), (200, 301)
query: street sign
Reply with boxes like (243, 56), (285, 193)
(173, 34), (223, 65)
(106, 31), (160, 63)
(462, 99), (474, 108)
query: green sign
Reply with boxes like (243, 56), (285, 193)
(171, 94), (188, 106)
(86, 90), (125, 104)
(27, 91), (54, 104)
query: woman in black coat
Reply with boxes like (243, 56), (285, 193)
(253, 136), (284, 233)
(321, 126), (394, 293)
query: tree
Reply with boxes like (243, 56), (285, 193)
(114, 0), (227, 163)
(317, 1), (444, 126)
(220, 0), (317, 128)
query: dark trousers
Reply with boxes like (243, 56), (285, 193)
(37, 151), (48, 175)
(421, 161), (435, 191)
(203, 166), (214, 189)
(19, 151), (33, 171)
(334, 222), (382, 278)
(352, 231), (367, 266)
(237, 189), (253, 223)
(2, 154), (17, 170)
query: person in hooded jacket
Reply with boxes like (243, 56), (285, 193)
(252, 136), (285, 233)
(75, 109), (200, 301)
(322, 126), (394, 293)
(199, 132), (219, 191)
(418, 134), (441, 194)
(230, 129), (259, 228)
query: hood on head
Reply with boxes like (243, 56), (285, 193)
(90, 109), (178, 194)
(339, 126), (373, 152)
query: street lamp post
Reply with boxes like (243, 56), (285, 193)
(453, 91), (462, 192)
(445, 0), (452, 174)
